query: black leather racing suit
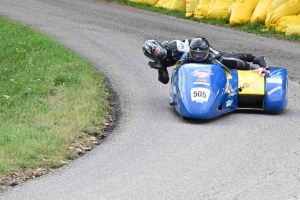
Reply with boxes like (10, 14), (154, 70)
(148, 39), (266, 84)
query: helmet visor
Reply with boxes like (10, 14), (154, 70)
(190, 50), (208, 61)
(153, 45), (165, 59)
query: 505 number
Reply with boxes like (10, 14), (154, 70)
(193, 91), (207, 98)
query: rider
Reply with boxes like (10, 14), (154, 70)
(142, 39), (188, 84)
(142, 38), (270, 84)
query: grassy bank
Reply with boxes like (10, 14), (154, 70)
(0, 16), (113, 180)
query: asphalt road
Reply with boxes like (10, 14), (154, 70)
(0, 0), (300, 199)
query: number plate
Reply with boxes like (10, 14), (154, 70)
(191, 87), (210, 102)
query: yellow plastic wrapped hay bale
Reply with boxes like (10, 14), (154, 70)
(250, 0), (273, 24)
(207, 0), (235, 19)
(194, 0), (214, 19)
(130, 0), (159, 5)
(155, 0), (171, 8)
(285, 23), (300, 35)
(186, 0), (200, 18)
(269, 0), (300, 29)
(275, 15), (300, 32)
(227, 1), (235, 19)
(265, 0), (287, 28)
(168, 0), (186, 11)
(155, 0), (186, 11)
(229, 0), (260, 25)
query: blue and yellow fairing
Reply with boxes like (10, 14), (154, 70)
(169, 62), (288, 119)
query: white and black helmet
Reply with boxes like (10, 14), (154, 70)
(143, 39), (166, 61)
(189, 37), (210, 62)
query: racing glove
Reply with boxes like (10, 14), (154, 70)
(148, 60), (163, 69)
(148, 60), (169, 84)
(253, 65), (270, 76)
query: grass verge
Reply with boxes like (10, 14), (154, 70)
(0, 16), (114, 189)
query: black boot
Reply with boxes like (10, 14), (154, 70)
(253, 56), (267, 68)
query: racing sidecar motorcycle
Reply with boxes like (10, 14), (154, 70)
(169, 59), (288, 120)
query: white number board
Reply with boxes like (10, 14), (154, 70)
(191, 87), (210, 102)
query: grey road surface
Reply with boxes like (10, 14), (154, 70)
(0, 0), (300, 199)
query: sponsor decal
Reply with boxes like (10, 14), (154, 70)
(191, 69), (213, 82)
(268, 86), (281, 95)
(226, 99), (233, 107)
(226, 80), (237, 96)
(194, 82), (210, 86)
(267, 78), (282, 84)
(239, 82), (261, 91)
(194, 78), (210, 86)
(270, 69), (282, 75)
(250, 84), (261, 91)
(196, 78), (207, 82)
(240, 83), (249, 89)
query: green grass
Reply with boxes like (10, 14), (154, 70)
(0, 16), (112, 176)
(102, 0), (300, 43)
